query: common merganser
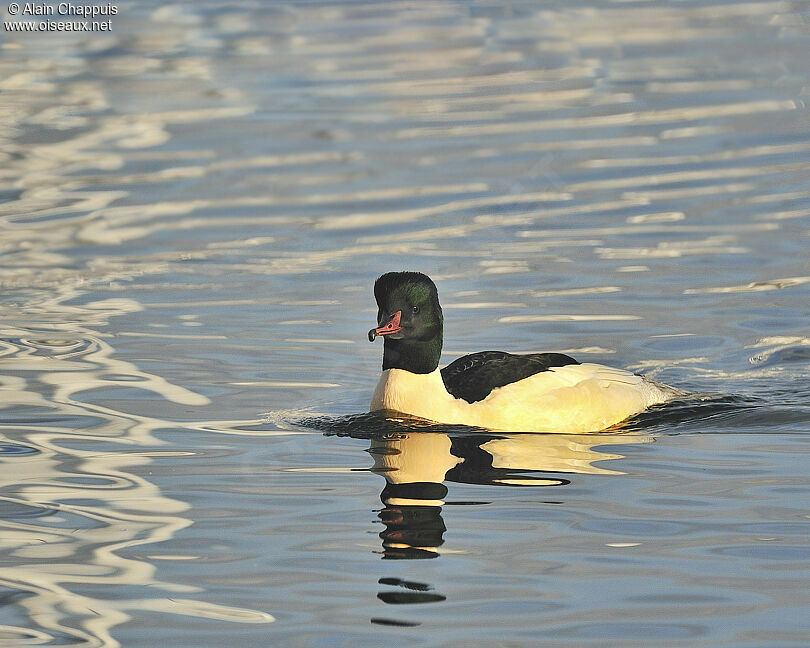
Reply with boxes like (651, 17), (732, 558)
(368, 271), (677, 433)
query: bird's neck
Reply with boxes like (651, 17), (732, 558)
(382, 334), (443, 374)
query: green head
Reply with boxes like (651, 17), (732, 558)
(368, 272), (444, 373)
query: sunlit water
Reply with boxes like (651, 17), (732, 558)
(2, 1), (810, 646)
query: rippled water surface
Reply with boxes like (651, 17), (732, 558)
(2, 1), (810, 646)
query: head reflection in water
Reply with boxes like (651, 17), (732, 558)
(367, 426), (651, 559)
(370, 433), (458, 559)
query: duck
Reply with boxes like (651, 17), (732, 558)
(367, 271), (678, 433)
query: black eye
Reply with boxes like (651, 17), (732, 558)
(412, 305), (420, 314)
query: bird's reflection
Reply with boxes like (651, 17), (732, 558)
(306, 412), (655, 563)
(317, 413), (654, 623)
(366, 426), (644, 559)
(370, 432), (455, 559)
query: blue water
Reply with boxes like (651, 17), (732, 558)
(1, 1), (810, 646)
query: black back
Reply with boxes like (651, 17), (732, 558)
(440, 351), (580, 404)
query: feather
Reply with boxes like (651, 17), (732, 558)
(441, 351), (579, 403)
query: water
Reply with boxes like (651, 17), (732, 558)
(2, 0), (810, 646)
